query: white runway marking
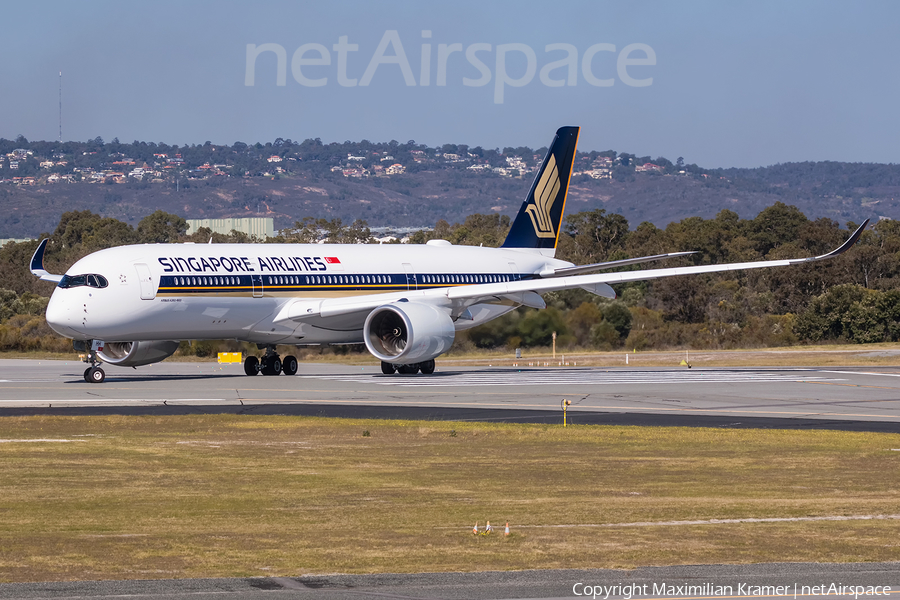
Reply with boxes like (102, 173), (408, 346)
(0, 377), (92, 383)
(300, 370), (848, 387)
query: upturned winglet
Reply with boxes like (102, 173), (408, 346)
(789, 219), (870, 265)
(30, 238), (63, 283)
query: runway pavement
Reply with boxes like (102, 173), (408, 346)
(1, 358), (900, 431)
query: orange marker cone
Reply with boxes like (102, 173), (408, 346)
(504, 522), (510, 536)
(485, 521), (493, 534)
(473, 522), (478, 534)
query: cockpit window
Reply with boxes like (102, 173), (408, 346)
(58, 274), (109, 289)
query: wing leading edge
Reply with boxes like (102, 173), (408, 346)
(274, 219), (870, 324)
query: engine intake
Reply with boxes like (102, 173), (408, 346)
(97, 340), (180, 367)
(364, 302), (455, 364)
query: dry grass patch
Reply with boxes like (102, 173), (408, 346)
(0, 415), (898, 582)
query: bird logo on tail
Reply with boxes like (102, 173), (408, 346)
(524, 154), (560, 239)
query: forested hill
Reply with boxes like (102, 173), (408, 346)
(0, 135), (895, 238)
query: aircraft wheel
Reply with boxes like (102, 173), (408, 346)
(420, 359), (436, 375)
(282, 355), (298, 376)
(262, 356), (282, 376)
(83, 367), (92, 382)
(244, 356), (259, 376)
(88, 367), (105, 383)
(381, 361), (396, 375)
(398, 364), (419, 375)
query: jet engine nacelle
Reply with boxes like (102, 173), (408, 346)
(364, 302), (455, 364)
(97, 340), (181, 367)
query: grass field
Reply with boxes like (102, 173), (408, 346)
(0, 415), (898, 582)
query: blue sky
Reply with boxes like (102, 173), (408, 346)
(2, 1), (898, 168)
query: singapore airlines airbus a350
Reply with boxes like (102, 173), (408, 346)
(31, 127), (868, 383)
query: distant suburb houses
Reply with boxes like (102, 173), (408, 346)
(0, 135), (710, 187)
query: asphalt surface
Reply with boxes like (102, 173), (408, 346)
(0, 563), (897, 599)
(1, 359), (900, 431)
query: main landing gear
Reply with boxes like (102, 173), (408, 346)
(77, 340), (105, 383)
(381, 359), (435, 375)
(244, 346), (298, 376)
(83, 365), (105, 383)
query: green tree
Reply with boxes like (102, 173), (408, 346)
(794, 284), (870, 342)
(518, 308), (567, 347)
(136, 211), (188, 244)
(53, 210), (137, 251)
(748, 202), (808, 257)
(282, 217), (375, 244)
(590, 321), (620, 349)
(602, 302), (633, 341)
(466, 310), (521, 348)
(565, 302), (603, 346)
(562, 209), (630, 264)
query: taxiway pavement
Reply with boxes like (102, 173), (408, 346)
(0, 562), (897, 600)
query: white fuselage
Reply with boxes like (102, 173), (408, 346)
(45, 241), (570, 345)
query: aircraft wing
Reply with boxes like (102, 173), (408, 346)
(537, 251), (697, 278)
(274, 219), (869, 324)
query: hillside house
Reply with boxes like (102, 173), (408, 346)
(635, 163), (664, 173)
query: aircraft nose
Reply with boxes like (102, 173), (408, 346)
(45, 292), (78, 338)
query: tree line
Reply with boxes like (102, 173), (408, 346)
(1, 203), (896, 355)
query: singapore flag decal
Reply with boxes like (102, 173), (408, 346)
(324, 256), (343, 270)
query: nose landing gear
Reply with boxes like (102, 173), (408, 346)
(76, 340), (106, 383)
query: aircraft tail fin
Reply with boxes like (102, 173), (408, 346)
(501, 126), (579, 254)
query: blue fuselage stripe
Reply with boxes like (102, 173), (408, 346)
(157, 272), (530, 294)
